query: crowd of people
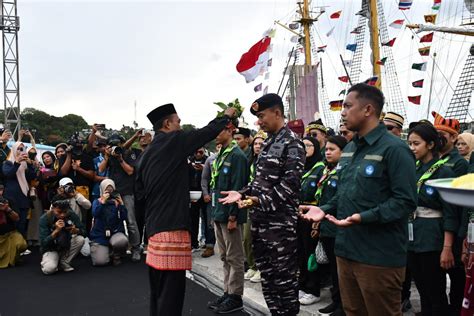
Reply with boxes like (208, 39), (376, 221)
(1, 83), (474, 316)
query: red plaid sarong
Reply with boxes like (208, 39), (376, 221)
(462, 261), (474, 316)
(146, 230), (192, 271)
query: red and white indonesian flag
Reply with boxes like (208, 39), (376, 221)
(236, 36), (272, 83)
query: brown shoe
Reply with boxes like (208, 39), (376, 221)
(201, 247), (214, 258)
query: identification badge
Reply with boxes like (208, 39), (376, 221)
(468, 223), (474, 244)
(106, 230), (111, 238)
(408, 223), (414, 242)
(212, 192), (216, 207)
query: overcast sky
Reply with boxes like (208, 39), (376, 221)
(9, 0), (474, 130)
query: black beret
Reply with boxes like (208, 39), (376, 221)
(147, 103), (177, 126)
(234, 127), (250, 138)
(250, 93), (284, 116)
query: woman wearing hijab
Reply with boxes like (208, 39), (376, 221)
(297, 136), (325, 305)
(26, 147), (43, 246)
(39, 151), (59, 211)
(456, 133), (474, 162)
(90, 179), (128, 266)
(2, 142), (37, 237)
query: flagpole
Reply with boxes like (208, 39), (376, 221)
(339, 54), (353, 86)
(426, 52), (437, 119)
(277, 47), (295, 95)
(369, 0), (382, 89)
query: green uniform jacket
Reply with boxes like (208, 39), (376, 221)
(442, 148), (469, 177)
(320, 123), (418, 268)
(39, 210), (86, 254)
(408, 159), (457, 253)
(469, 154), (474, 173)
(442, 148), (470, 239)
(319, 166), (339, 238)
(212, 145), (249, 224)
(299, 162), (324, 204)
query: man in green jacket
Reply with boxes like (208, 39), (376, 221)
(301, 83), (417, 316)
(432, 111), (469, 315)
(39, 195), (86, 275)
(207, 121), (249, 314)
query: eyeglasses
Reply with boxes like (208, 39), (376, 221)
(386, 125), (399, 131)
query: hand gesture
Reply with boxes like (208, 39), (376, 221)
(134, 129), (144, 138)
(0, 130), (12, 142)
(115, 195), (124, 206)
(99, 192), (110, 204)
(55, 219), (65, 230)
(299, 205), (326, 222)
(223, 107), (237, 118)
(219, 191), (242, 205)
(325, 213), (361, 227)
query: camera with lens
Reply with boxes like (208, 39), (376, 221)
(67, 132), (86, 158)
(63, 185), (75, 195)
(109, 191), (120, 200)
(111, 146), (123, 156)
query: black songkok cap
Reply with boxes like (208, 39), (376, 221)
(235, 127), (251, 138)
(250, 93), (284, 116)
(147, 103), (177, 126)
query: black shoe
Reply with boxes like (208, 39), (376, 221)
(401, 298), (412, 312)
(319, 302), (338, 315)
(215, 295), (243, 314)
(207, 293), (228, 310)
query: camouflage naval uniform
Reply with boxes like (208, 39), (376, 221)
(242, 125), (305, 316)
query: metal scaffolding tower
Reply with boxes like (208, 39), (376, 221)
(444, 44), (474, 122)
(1, 0), (20, 135)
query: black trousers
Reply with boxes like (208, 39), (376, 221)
(189, 200), (203, 248)
(401, 262), (412, 301)
(296, 219), (320, 296)
(149, 267), (186, 316)
(408, 251), (448, 316)
(447, 237), (465, 315)
(320, 236), (341, 306)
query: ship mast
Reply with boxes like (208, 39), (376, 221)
(298, 0), (315, 68)
(369, 0), (382, 89)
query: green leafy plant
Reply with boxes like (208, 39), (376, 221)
(214, 98), (244, 118)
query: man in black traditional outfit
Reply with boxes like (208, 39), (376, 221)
(136, 103), (236, 316)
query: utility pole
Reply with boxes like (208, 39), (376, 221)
(1, 0), (21, 136)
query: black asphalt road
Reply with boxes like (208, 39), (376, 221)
(0, 248), (249, 316)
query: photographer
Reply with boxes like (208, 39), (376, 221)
(0, 197), (27, 268)
(90, 179), (128, 266)
(57, 177), (91, 226)
(3, 142), (37, 237)
(59, 133), (95, 201)
(99, 135), (141, 262)
(0, 128), (12, 185)
(39, 195), (85, 274)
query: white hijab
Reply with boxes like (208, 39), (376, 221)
(8, 142), (29, 196)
